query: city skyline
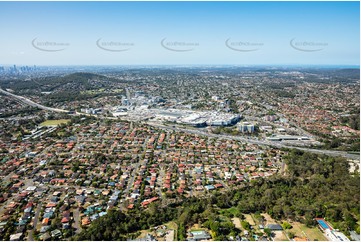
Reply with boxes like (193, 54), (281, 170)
(0, 1), (359, 66)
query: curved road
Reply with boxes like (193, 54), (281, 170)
(0, 88), (69, 113)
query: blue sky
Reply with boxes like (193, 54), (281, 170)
(0, 1), (359, 66)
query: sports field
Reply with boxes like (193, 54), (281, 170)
(40, 119), (70, 126)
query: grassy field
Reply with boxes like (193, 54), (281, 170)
(274, 231), (289, 241)
(165, 221), (178, 230)
(165, 221), (178, 240)
(229, 212), (327, 241)
(190, 223), (202, 231)
(261, 213), (276, 224)
(273, 220), (327, 241)
(136, 229), (150, 239)
(218, 207), (240, 218)
(243, 214), (256, 226)
(253, 213), (326, 241)
(296, 222), (327, 241)
(40, 119), (70, 126)
(227, 207), (238, 215)
(231, 217), (243, 230)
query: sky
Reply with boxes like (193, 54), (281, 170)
(0, 1), (359, 66)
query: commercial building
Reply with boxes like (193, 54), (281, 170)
(349, 231), (360, 241)
(260, 126), (273, 132)
(325, 229), (350, 241)
(266, 224), (283, 231)
(267, 135), (310, 141)
(187, 230), (211, 241)
(239, 122), (255, 133)
(316, 218), (350, 241)
(263, 115), (277, 122)
(151, 109), (241, 127)
(178, 113), (207, 127)
(80, 108), (102, 115)
(206, 114), (240, 126)
(121, 98), (130, 106)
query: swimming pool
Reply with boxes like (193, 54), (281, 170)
(316, 219), (331, 230)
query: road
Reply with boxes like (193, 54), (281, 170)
(27, 203), (41, 241)
(0, 87), (119, 120)
(280, 161), (286, 175)
(157, 167), (165, 199)
(0, 88), (69, 113)
(126, 88), (131, 100)
(219, 180), (230, 191)
(1, 87), (358, 160)
(73, 207), (82, 234)
(123, 162), (140, 198)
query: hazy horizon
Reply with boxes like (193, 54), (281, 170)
(1, 64), (360, 69)
(0, 1), (359, 66)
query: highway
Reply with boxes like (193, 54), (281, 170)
(0, 87), (117, 120)
(0, 88), (69, 113)
(146, 122), (360, 160)
(1, 87), (359, 160)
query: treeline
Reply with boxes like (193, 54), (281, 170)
(0, 106), (40, 118)
(321, 137), (360, 152)
(302, 69), (360, 84)
(73, 204), (179, 240)
(44, 91), (105, 103)
(340, 113), (360, 131)
(218, 150), (360, 234)
(1, 72), (124, 93)
(72, 150), (360, 240)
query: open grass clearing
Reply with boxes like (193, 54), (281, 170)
(163, 221), (178, 241)
(261, 213), (277, 224)
(277, 221), (327, 241)
(243, 213), (256, 226)
(136, 229), (150, 239)
(40, 119), (70, 126)
(231, 217), (243, 230)
(297, 223), (327, 241)
(165, 221), (178, 230)
(273, 231), (289, 241)
(218, 207), (233, 214)
(190, 223), (202, 231)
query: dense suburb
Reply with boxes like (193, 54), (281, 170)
(73, 150), (360, 240)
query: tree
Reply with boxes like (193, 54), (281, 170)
(282, 221), (292, 230)
(287, 231), (295, 239)
(273, 205), (283, 219)
(264, 228), (272, 237)
(241, 220), (251, 230)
